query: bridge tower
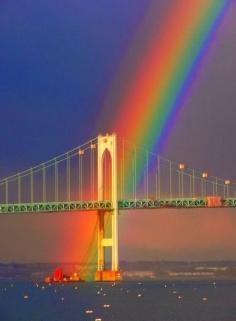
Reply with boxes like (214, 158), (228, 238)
(95, 134), (122, 281)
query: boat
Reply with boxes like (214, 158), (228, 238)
(44, 267), (84, 284)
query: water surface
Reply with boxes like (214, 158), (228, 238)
(0, 280), (235, 321)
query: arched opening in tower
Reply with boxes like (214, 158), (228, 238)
(101, 148), (112, 263)
(102, 149), (112, 201)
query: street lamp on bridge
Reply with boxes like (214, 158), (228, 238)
(201, 172), (208, 198)
(179, 163), (185, 198)
(225, 179), (231, 198)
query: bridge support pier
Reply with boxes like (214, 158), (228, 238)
(95, 134), (122, 282)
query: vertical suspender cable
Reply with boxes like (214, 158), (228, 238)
(90, 144), (95, 200)
(93, 147), (95, 199)
(155, 159), (158, 200)
(132, 157), (135, 200)
(108, 149), (111, 200)
(30, 168), (34, 203)
(158, 155), (161, 199)
(79, 152), (81, 201)
(5, 180), (8, 204)
(134, 146), (137, 201)
(146, 151), (149, 200)
(18, 174), (21, 203)
(169, 160), (172, 199)
(43, 164), (46, 202)
(189, 174), (192, 198)
(104, 151), (107, 199)
(178, 171), (181, 198)
(215, 177), (218, 196)
(67, 153), (71, 201)
(90, 145), (93, 200)
(90, 145), (92, 200)
(79, 150), (84, 201)
(55, 160), (58, 202)
(192, 169), (195, 198)
(122, 138), (125, 199)
(92, 147), (95, 200)
(201, 179), (203, 198)
(119, 156), (122, 199)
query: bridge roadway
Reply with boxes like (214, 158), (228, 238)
(0, 198), (236, 214)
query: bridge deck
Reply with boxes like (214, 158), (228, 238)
(0, 201), (112, 214)
(0, 198), (236, 214)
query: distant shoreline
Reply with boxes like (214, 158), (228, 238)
(1, 261), (236, 281)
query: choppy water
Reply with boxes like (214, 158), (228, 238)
(0, 280), (236, 321)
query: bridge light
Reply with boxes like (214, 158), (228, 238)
(90, 143), (96, 149)
(179, 163), (185, 170)
(202, 172), (208, 179)
(79, 149), (84, 156)
(225, 180), (231, 185)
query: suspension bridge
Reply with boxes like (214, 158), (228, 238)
(0, 133), (236, 281)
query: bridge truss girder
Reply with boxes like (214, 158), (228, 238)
(0, 201), (112, 214)
(1, 198), (236, 214)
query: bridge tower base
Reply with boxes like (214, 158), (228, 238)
(95, 134), (122, 282)
(95, 270), (122, 282)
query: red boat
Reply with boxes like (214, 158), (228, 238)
(44, 268), (84, 284)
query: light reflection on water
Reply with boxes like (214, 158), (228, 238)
(0, 280), (236, 321)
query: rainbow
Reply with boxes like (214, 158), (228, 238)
(100, 0), (229, 181)
(71, 1), (230, 277)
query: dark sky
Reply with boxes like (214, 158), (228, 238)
(0, 0), (150, 175)
(0, 0), (236, 263)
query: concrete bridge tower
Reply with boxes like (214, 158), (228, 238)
(95, 133), (122, 281)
